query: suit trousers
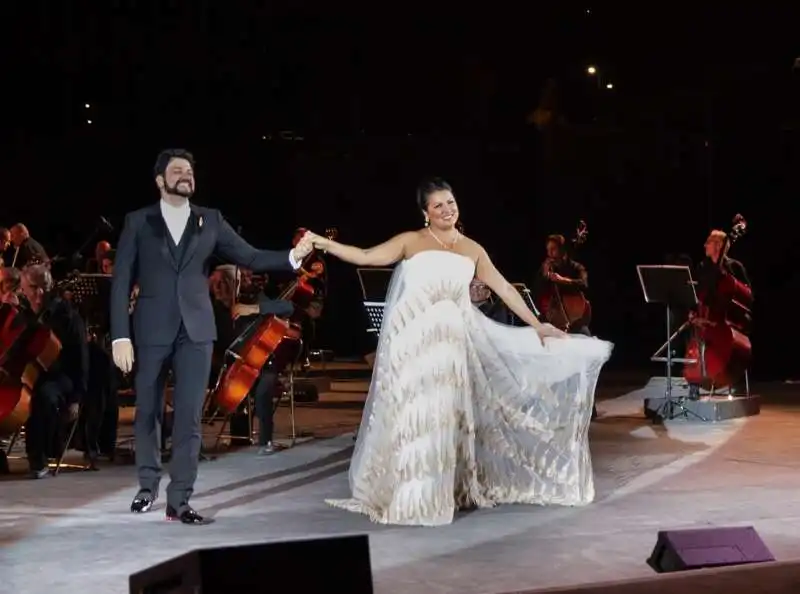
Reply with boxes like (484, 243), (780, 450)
(134, 323), (212, 510)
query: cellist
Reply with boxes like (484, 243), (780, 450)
(687, 229), (753, 399)
(18, 264), (89, 478)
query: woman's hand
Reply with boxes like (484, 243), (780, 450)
(537, 323), (567, 341)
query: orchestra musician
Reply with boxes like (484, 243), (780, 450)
(686, 229), (753, 399)
(0, 227), (11, 264)
(110, 148), (314, 525)
(694, 230), (752, 303)
(18, 264), (89, 478)
(0, 266), (21, 305)
(469, 278), (511, 324)
(9, 223), (48, 269)
(231, 296), (294, 455)
(86, 240), (113, 274)
(536, 234), (591, 336)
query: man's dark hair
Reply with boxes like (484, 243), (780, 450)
(154, 149), (195, 178)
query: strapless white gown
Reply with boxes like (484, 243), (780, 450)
(326, 250), (613, 526)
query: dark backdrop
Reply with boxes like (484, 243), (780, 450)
(3, 4), (800, 379)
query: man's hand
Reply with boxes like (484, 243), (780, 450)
(292, 232), (315, 260)
(549, 272), (571, 284)
(112, 339), (134, 374)
(232, 303), (258, 320)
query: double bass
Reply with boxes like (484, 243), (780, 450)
(214, 229), (336, 414)
(683, 215), (752, 390)
(0, 302), (62, 439)
(540, 220), (592, 331)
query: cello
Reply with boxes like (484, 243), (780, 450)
(0, 302), (63, 439)
(683, 214), (752, 391)
(214, 229), (337, 414)
(539, 220), (592, 331)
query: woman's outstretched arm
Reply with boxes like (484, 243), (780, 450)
(312, 232), (415, 267)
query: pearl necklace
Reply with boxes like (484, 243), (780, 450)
(428, 227), (460, 250)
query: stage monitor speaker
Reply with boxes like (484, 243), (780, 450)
(647, 526), (775, 573)
(129, 534), (373, 593)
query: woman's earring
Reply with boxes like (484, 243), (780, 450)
(424, 216), (430, 227)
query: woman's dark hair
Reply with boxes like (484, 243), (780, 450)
(416, 177), (453, 211)
(154, 148), (195, 178)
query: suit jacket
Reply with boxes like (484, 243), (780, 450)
(111, 203), (294, 346)
(14, 237), (48, 268)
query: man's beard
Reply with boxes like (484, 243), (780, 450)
(165, 179), (194, 199)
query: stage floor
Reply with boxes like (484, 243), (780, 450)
(3, 374), (800, 593)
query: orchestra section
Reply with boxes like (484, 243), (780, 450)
(0, 214), (757, 476)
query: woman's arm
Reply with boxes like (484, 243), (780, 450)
(475, 246), (543, 329)
(313, 232), (414, 267)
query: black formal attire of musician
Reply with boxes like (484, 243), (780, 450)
(474, 297), (511, 325)
(535, 257), (591, 337)
(110, 201), (300, 520)
(25, 294), (89, 475)
(695, 256), (752, 303)
(12, 237), (48, 269)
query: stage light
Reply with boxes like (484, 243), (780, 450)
(87, 119), (92, 124)
(85, 103), (90, 108)
(587, 66), (597, 75)
(606, 83), (613, 89)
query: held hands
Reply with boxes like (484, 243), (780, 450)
(292, 232), (315, 260)
(112, 339), (134, 374)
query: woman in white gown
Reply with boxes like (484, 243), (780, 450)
(310, 179), (613, 526)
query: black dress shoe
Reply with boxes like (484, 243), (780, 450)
(165, 505), (214, 525)
(130, 490), (157, 513)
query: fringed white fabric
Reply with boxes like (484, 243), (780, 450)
(326, 250), (613, 526)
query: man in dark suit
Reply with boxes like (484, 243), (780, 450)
(9, 223), (48, 268)
(110, 148), (313, 525)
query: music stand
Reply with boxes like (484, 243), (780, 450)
(636, 265), (705, 422)
(68, 274), (112, 341)
(356, 268), (394, 334)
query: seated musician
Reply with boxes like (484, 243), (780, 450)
(86, 241), (113, 274)
(536, 234), (591, 336)
(0, 227), (11, 265)
(9, 223), (48, 269)
(0, 266), (21, 305)
(18, 265), (89, 478)
(232, 296), (295, 455)
(695, 230), (752, 305)
(686, 230), (753, 399)
(469, 278), (510, 324)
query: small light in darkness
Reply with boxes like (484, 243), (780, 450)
(85, 103), (90, 109)
(587, 66), (597, 75)
(606, 83), (613, 89)
(87, 119), (92, 124)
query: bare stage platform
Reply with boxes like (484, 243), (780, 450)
(3, 365), (800, 593)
